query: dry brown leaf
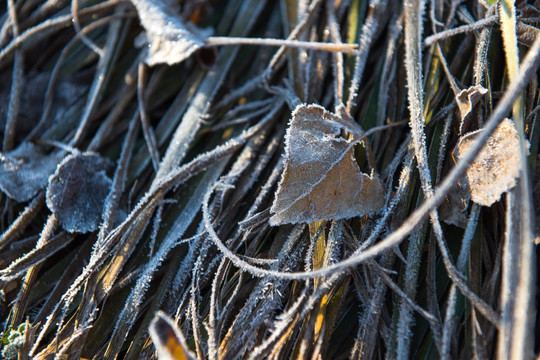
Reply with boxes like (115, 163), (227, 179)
(456, 85), (488, 133)
(131, 0), (212, 66)
(455, 118), (527, 207)
(270, 104), (384, 225)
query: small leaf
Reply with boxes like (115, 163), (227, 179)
(456, 85), (488, 132)
(149, 311), (196, 360)
(131, 0), (212, 66)
(455, 118), (527, 207)
(0, 143), (63, 202)
(270, 104), (384, 225)
(46, 152), (112, 233)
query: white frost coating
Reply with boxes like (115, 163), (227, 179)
(130, 0), (212, 66)
(108, 163), (224, 354)
(222, 230), (303, 358)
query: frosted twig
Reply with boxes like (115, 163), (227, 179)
(0, 0), (121, 64)
(204, 37), (357, 54)
(424, 15), (498, 47)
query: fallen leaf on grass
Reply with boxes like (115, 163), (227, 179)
(455, 118), (526, 207)
(130, 0), (212, 66)
(0, 143), (63, 202)
(270, 104), (384, 225)
(46, 152), (112, 233)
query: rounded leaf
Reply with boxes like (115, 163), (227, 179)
(46, 152), (112, 233)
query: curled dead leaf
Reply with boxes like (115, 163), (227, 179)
(0, 143), (63, 202)
(270, 104), (384, 225)
(46, 152), (113, 233)
(455, 118), (527, 207)
(456, 85), (488, 132)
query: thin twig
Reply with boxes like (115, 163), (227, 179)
(137, 61), (160, 170)
(3, 0), (23, 152)
(71, 0), (105, 57)
(425, 14), (498, 47)
(204, 36), (357, 54)
(0, 0), (122, 64)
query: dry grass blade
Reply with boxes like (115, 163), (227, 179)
(498, 1), (536, 358)
(1, 1), (539, 359)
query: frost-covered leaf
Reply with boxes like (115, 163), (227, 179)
(455, 118), (527, 207)
(0, 142), (63, 202)
(149, 311), (196, 360)
(456, 85), (488, 131)
(270, 104), (384, 225)
(46, 152), (113, 233)
(131, 0), (212, 66)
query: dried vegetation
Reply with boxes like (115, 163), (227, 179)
(0, 0), (539, 359)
